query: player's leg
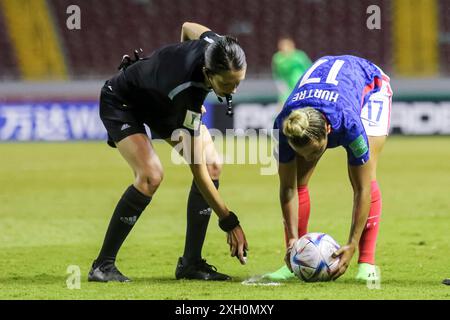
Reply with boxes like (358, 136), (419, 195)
(356, 77), (392, 281)
(294, 156), (318, 239)
(264, 156), (318, 281)
(89, 133), (163, 282)
(354, 135), (385, 281)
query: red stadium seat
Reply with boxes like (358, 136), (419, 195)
(0, 0), (412, 79)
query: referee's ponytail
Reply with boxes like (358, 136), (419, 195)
(204, 36), (247, 74)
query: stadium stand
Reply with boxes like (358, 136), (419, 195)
(0, 8), (18, 80)
(0, 0), (448, 79)
(49, 0), (393, 78)
(439, 0), (450, 75)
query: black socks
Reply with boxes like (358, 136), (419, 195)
(95, 180), (218, 268)
(182, 180), (219, 264)
(96, 185), (151, 264)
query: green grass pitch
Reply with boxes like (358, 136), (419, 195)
(0, 136), (449, 299)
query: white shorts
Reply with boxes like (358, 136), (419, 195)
(361, 72), (393, 136)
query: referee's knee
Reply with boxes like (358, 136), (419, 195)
(134, 169), (164, 197)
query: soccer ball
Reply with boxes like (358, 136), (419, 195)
(290, 232), (341, 282)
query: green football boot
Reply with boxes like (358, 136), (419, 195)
(262, 265), (295, 281)
(355, 263), (380, 282)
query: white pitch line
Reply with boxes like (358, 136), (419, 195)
(241, 276), (283, 286)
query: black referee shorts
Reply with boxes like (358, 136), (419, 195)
(99, 83), (147, 148)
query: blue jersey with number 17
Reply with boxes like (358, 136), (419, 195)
(274, 55), (384, 166)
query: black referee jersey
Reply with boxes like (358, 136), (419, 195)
(105, 31), (221, 138)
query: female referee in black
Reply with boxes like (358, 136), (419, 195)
(88, 22), (248, 282)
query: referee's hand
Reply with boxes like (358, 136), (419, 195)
(227, 225), (248, 265)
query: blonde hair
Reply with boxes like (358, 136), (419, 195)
(282, 107), (327, 147)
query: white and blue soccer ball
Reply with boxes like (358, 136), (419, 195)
(290, 232), (341, 282)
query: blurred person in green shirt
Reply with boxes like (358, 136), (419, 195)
(272, 37), (312, 105)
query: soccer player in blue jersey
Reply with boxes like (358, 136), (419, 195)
(265, 55), (393, 281)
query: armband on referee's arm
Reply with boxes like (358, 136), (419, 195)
(218, 211), (240, 232)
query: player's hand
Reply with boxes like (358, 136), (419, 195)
(284, 238), (297, 272)
(330, 242), (356, 280)
(226, 225), (248, 265)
